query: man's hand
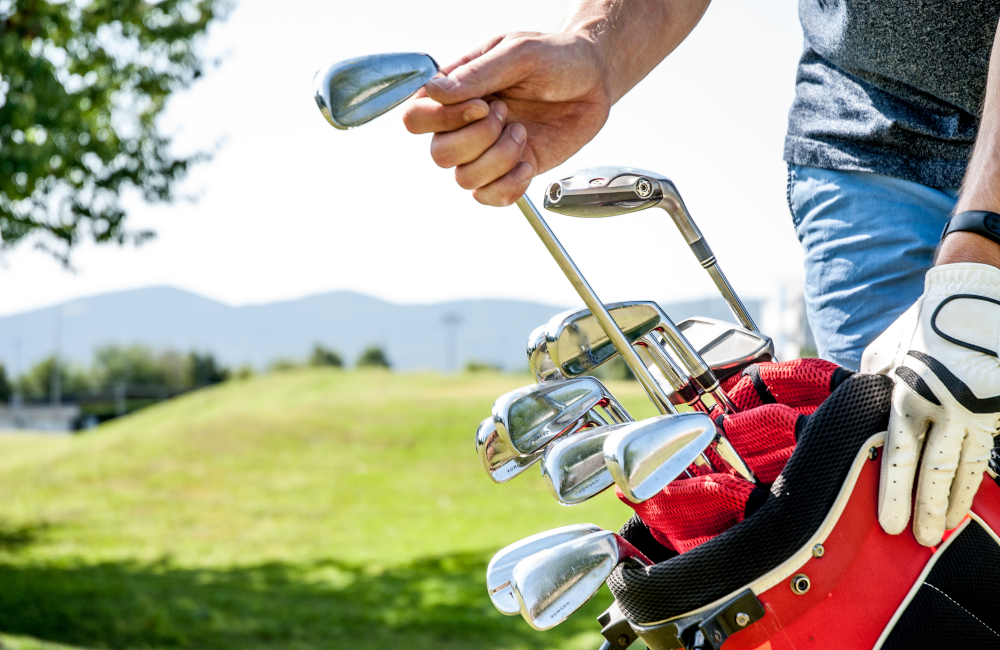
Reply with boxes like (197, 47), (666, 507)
(400, 0), (711, 206)
(401, 32), (613, 207)
(861, 264), (1000, 546)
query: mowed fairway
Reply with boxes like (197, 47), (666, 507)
(0, 369), (659, 650)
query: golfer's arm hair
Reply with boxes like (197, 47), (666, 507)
(560, 0), (712, 104)
(938, 15), (1000, 269)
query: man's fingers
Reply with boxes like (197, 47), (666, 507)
(454, 121), (526, 191)
(430, 101), (507, 168)
(878, 388), (929, 536)
(944, 427), (993, 529)
(472, 162), (534, 207)
(402, 97), (491, 135)
(912, 418), (967, 546)
(425, 37), (537, 105)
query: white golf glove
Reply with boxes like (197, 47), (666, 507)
(861, 263), (1000, 546)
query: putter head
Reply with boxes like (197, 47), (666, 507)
(677, 317), (775, 380)
(492, 377), (620, 455)
(486, 523), (603, 615)
(526, 324), (563, 383)
(510, 530), (650, 630)
(542, 166), (682, 218)
(604, 412), (717, 503)
(313, 53), (439, 129)
(541, 423), (628, 505)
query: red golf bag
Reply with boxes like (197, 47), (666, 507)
(602, 368), (1000, 650)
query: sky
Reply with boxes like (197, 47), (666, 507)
(0, 0), (806, 317)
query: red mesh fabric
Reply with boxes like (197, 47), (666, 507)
(618, 474), (757, 553)
(720, 372), (744, 393)
(723, 374), (765, 412)
(720, 403), (802, 483)
(758, 358), (840, 408)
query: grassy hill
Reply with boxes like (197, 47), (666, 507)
(0, 369), (659, 650)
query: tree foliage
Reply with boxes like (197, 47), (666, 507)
(356, 346), (391, 369)
(0, 0), (227, 261)
(309, 344), (343, 368)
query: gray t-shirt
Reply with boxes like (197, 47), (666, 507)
(785, 0), (1000, 188)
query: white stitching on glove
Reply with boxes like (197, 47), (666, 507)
(860, 263), (1000, 546)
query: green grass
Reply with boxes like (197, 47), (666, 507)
(0, 369), (658, 650)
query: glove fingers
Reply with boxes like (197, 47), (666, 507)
(878, 385), (932, 536)
(944, 427), (994, 530)
(913, 417), (969, 546)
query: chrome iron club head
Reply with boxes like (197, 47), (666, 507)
(540, 422), (630, 505)
(510, 530), (651, 630)
(526, 324), (563, 383)
(476, 412), (608, 484)
(543, 167), (759, 333)
(487, 524), (603, 615)
(603, 412), (717, 503)
(492, 377), (629, 455)
(313, 53), (438, 129)
(677, 317), (775, 381)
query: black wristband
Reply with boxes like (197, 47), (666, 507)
(941, 210), (1000, 246)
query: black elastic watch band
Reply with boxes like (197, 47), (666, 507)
(941, 210), (1000, 246)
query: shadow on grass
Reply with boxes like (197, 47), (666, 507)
(0, 521), (49, 553)
(0, 552), (611, 650)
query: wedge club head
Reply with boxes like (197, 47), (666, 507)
(541, 422), (630, 505)
(677, 317), (775, 380)
(543, 167), (759, 333)
(486, 523), (603, 615)
(603, 412), (717, 503)
(313, 53), (438, 129)
(492, 377), (629, 455)
(510, 530), (650, 630)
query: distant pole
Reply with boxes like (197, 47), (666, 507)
(51, 308), (62, 406)
(441, 312), (463, 372)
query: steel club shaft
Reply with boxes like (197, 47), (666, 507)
(515, 196), (676, 416)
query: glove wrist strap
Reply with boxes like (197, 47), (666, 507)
(941, 210), (1000, 247)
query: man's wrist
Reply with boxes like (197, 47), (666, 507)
(936, 231), (1000, 269)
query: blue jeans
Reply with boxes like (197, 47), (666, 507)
(787, 164), (959, 370)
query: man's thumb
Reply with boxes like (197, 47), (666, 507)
(424, 39), (530, 105)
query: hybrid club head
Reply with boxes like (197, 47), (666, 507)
(543, 166), (761, 333)
(527, 324), (563, 383)
(486, 523), (603, 615)
(677, 317), (775, 380)
(540, 422), (629, 505)
(510, 530), (651, 630)
(604, 412), (717, 503)
(492, 377), (628, 455)
(476, 412), (607, 484)
(313, 53), (439, 129)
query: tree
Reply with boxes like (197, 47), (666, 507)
(187, 352), (228, 386)
(91, 344), (168, 391)
(309, 344), (343, 368)
(0, 0), (227, 262)
(0, 363), (10, 403)
(356, 346), (391, 369)
(16, 355), (90, 400)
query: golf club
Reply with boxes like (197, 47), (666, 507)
(476, 412), (608, 484)
(677, 316), (776, 380)
(510, 530), (651, 630)
(492, 377), (630, 455)
(603, 412), (718, 503)
(543, 166), (759, 333)
(526, 324), (563, 383)
(486, 523), (603, 615)
(540, 422), (629, 505)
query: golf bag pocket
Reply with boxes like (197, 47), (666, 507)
(605, 371), (1000, 650)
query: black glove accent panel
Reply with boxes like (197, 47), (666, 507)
(907, 350), (1000, 413)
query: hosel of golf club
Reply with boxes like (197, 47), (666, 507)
(655, 182), (759, 333)
(515, 197), (677, 417)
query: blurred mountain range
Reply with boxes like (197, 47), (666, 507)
(0, 287), (761, 373)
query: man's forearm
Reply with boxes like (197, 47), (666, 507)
(937, 17), (1000, 268)
(561, 0), (712, 104)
